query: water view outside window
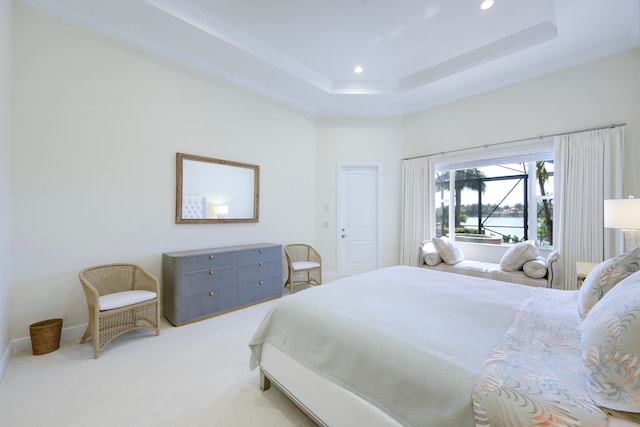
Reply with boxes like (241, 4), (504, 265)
(435, 161), (554, 246)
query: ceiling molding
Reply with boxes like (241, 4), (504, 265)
(145, 0), (334, 93)
(400, 21), (557, 92)
(17, 0), (640, 117)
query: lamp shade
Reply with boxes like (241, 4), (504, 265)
(214, 205), (229, 216)
(604, 198), (640, 230)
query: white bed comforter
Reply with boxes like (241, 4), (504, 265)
(248, 266), (607, 426)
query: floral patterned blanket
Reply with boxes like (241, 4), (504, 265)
(472, 288), (608, 427)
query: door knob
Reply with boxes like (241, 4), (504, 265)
(341, 234), (348, 238)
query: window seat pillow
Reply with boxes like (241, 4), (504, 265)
(432, 236), (464, 265)
(499, 240), (538, 271)
(421, 241), (442, 266)
(523, 256), (547, 279)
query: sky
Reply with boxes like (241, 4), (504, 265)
(450, 163), (554, 207)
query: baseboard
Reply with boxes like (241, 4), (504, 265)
(11, 334), (31, 355)
(323, 271), (339, 283)
(0, 323), (87, 383)
(0, 341), (10, 383)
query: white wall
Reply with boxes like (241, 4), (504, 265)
(316, 117), (404, 274)
(8, 2), (640, 346)
(0, 0), (12, 373)
(10, 4), (317, 340)
(404, 48), (640, 198)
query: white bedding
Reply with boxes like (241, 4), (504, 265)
(248, 266), (629, 426)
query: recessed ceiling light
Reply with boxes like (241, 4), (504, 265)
(354, 66), (363, 74)
(480, 0), (494, 10)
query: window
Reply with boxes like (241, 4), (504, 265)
(435, 149), (554, 247)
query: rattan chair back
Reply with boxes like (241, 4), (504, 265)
(284, 244), (322, 294)
(78, 263), (160, 358)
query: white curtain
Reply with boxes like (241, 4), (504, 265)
(400, 156), (435, 265)
(554, 127), (624, 290)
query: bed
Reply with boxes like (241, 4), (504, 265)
(248, 264), (640, 427)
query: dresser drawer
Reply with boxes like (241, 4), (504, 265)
(179, 287), (238, 323)
(180, 266), (238, 297)
(238, 277), (281, 306)
(238, 245), (280, 263)
(180, 251), (238, 273)
(238, 259), (281, 284)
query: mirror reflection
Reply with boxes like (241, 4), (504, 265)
(176, 153), (259, 223)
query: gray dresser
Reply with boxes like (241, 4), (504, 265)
(162, 243), (282, 326)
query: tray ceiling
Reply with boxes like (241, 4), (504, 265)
(20, 0), (640, 116)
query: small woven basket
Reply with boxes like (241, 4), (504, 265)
(29, 318), (63, 355)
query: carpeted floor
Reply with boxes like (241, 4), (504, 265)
(0, 297), (316, 427)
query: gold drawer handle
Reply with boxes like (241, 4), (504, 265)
(209, 254), (214, 259)
(209, 291), (214, 296)
(259, 249), (263, 253)
(259, 262), (264, 267)
(259, 280), (264, 285)
(209, 270), (214, 275)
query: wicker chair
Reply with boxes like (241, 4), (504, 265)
(284, 244), (322, 294)
(78, 263), (160, 358)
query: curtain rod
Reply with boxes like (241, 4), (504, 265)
(402, 122), (627, 161)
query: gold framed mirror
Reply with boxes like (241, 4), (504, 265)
(176, 153), (259, 224)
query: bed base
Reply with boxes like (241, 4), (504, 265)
(257, 343), (401, 427)
(259, 367), (327, 427)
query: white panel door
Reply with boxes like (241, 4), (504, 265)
(338, 164), (379, 276)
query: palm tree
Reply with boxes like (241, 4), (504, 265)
(437, 169), (487, 229)
(536, 161), (553, 244)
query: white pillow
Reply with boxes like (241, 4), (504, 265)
(432, 236), (464, 265)
(421, 242), (442, 266)
(582, 270), (640, 412)
(523, 256), (547, 279)
(499, 241), (538, 272)
(577, 247), (640, 319)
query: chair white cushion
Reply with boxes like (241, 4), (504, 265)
(99, 290), (157, 311)
(292, 261), (320, 271)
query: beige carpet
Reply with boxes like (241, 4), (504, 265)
(0, 298), (316, 427)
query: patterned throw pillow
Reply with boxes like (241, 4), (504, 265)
(431, 236), (464, 265)
(578, 247), (640, 319)
(499, 240), (538, 271)
(582, 270), (640, 412)
(523, 256), (547, 279)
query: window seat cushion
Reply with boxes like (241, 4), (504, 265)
(419, 241), (559, 288)
(424, 260), (549, 288)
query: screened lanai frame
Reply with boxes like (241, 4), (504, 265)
(434, 151), (555, 247)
